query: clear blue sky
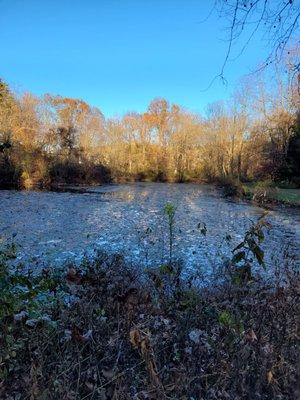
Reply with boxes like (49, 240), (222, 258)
(0, 0), (270, 117)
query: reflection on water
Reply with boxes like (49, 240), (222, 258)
(1, 183), (299, 277)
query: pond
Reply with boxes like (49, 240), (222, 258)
(0, 183), (299, 280)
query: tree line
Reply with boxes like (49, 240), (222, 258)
(0, 63), (299, 189)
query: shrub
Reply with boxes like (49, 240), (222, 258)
(49, 160), (86, 184)
(0, 156), (21, 189)
(87, 163), (112, 183)
(217, 176), (246, 198)
(252, 181), (278, 205)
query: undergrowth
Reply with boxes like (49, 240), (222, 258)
(0, 221), (299, 399)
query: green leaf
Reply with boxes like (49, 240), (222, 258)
(252, 245), (264, 266)
(219, 311), (234, 327)
(255, 229), (265, 243)
(232, 251), (245, 264)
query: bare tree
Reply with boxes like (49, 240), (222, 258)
(215, 0), (300, 83)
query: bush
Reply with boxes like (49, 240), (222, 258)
(132, 169), (168, 182)
(49, 160), (111, 186)
(217, 176), (246, 198)
(252, 181), (278, 205)
(49, 160), (86, 184)
(0, 156), (21, 189)
(87, 163), (112, 184)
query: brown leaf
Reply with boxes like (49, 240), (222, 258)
(130, 329), (141, 348)
(246, 329), (258, 342)
(141, 338), (150, 356)
(267, 370), (273, 384)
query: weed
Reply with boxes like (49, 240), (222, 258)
(164, 202), (176, 264)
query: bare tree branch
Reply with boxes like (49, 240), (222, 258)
(209, 0), (300, 86)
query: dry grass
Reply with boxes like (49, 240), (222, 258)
(0, 250), (299, 400)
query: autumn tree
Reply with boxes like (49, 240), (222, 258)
(0, 80), (20, 187)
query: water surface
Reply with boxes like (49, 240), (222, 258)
(1, 183), (299, 279)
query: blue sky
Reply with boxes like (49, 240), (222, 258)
(0, 0), (270, 117)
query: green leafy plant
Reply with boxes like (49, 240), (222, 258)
(218, 310), (234, 328)
(231, 215), (269, 284)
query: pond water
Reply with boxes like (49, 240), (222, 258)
(0, 183), (299, 280)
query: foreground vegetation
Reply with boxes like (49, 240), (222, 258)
(1, 53), (300, 190)
(1, 217), (299, 399)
